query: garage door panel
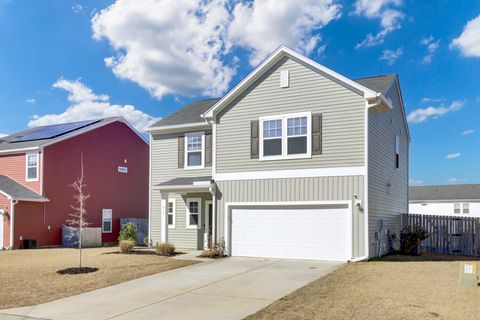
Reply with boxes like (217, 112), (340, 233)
(231, 206), (350, 261)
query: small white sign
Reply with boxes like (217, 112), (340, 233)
(464, 264), (474, 274)
(118, 166), (128, 173)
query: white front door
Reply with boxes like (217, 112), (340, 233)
(0, 210), (4, 249)
(231, 206), (351, 261)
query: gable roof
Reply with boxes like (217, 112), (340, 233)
(0, 117), (146, 154)
(354, 74), (397, 95)
(0, 175), (49, 202)
(203, 45), (393, 120)
(410, 184), (480, 202)
(149, 98), (219, 130)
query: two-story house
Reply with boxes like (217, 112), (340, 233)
(0, 117), (149, 249)
(148, 46), (410, 261)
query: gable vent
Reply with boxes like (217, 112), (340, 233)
(280, 70), (289, 88)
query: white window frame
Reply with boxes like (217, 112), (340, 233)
(259, 112), (312, 161)
(454, 203), (461, 214)
(395, 134), (400, 170)
(102, 209), (113, 233)
(463, 203), (470, 214)
(167, 199), (176, 229)
(25, 152), (39, 182)
(186, 198), (201, 229)
(184, 131), (205, 169)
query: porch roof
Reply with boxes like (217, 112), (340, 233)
(0, 175), (49, 202)
(154, 176), (213, 192)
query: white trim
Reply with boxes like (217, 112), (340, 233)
(148, 133), (152, 246)
(215, 166), (365, 181)
(202, 45), (378, 119)
(184, 131), (205, 170)
(102, 209), (113, 233)
(25, 152), (39, 182)
(40, 150), (44, 194)
(10, 200), (17, 249)
(147, 122), (209, 133)
(363, 100), (370, 259)
(212, 122), (217, 180)
(0, 189), (12, 200)
(0, 209), (3, 249)
(205, 200), (212, 232)
(186, 198), (202, 230)
(160, 196), (167, 243)
(224, 200), (353, 260)
(167, 199), (176, 229)
(153, 184), (211, 192)
(259, 112), (312, 161)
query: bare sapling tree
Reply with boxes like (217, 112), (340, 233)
(65, 153), (90, 268)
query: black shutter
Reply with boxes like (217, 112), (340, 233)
(312, 114), (322, 155)
(205, 133), (212, 167)
(178, 136), (185, 168)
(251, 120), (259, 159)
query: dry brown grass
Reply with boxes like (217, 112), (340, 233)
(247, 257), (480, 320)
(0, 247), (196, 309)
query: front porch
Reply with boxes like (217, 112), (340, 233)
(154, 176), (216, 250)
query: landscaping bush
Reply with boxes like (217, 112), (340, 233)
(400, 225), (428, 255)
(200, 240), (226, 258)
(119, 223), (138, 243)
(155, 243), (176, 256)
(119, 240), (135, 253)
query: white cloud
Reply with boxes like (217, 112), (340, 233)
(447, 177), (468, 184)
(91, 0), (341, 99)
(227, 0), (342, 65)
(407, 100), (465, 124)
(420, 97), (443, 103)
(420, 36), (440, 63)
(72, 4), (84, 13)
(28, 79), (158, 132)
(451, 15), (480, 57)
(446, 153), (461, 159)
(379, 47), (403, 65)
(26, 98), (36, 105)
(353, 0), (404, 48)
(462, 129), (475, 136)
(409, 178), (423, 186)
(0, 133), (7, 138)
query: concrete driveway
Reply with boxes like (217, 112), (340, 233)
(0, 256), (343, 320)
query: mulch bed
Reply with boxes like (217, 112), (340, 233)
(57, 267), (99, 275)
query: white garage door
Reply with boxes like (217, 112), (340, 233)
(231, 206), (351, 261)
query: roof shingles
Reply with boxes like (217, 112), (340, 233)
(0, 175), (48, 202)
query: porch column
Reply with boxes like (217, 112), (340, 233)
(210, 183), (217, 244)
(160, 192), (168, 243)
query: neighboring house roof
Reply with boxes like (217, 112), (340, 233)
(149, 99), (219, 129)
(155, 176), (212, 191)
(410, 184), (480, 202)
(0, 117), (146, 154)
(0, 175), (49, 202)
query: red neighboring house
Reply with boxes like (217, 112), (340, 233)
(0, 117), (149, 249)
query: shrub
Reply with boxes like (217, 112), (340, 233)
(200, 240), (226, 258)
(400, 225), (428, 255)
(155, 242), (176, 256)
(119, 240), (135, 253)
(119, 223), (138, 243)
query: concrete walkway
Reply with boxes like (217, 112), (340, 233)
(0, 257), (343, 320)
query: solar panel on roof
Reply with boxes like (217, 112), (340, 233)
(12, 119), (101, 143)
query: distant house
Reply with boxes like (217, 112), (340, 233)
(409, 184), (480, 217)
(0, 117), (149, 249)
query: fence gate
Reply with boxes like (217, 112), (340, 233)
(402, 214), (480, 257)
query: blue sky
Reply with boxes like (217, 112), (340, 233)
(0, 0), (479, 186)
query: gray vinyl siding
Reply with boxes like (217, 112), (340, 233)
(149, 130), (212, 248)
(216, 175), (366, 258)
(215, 56), (366, 173)
(368, 79), (409, 257)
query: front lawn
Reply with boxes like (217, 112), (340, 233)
(0, 247), (196, 309)
(246, 255), (480, 320)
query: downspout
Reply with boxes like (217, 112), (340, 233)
(10, 200), (18, 249)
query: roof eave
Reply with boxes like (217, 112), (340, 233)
(147, 121), (211, 134)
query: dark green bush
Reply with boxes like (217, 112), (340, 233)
(119, 223), (138, 243)
(400, 225), (428, 255)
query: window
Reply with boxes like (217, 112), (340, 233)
(454, 203), (461, 214)
(185, 132), (204, 169)
(463, 203), (470, 214)
(26, 153), (39, 181)
(260, 112), (311, 160)
(167, 199), (176, 229)
(102, 209), (112, 233)
(395, 135), (400, 169)
(186, 198), (201, 229)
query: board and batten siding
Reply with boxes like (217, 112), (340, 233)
(216, 175), (366, 258)
(368, 79), (409, 257)
(150, 130), (213, 248)
(215, 56), (366, 173)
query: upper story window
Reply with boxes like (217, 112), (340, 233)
(259, 112), (311, 160)
(26, 153), (39, 181)
(395, 135), (400, 169)
(185, 132), (204, 169)
(454, 203), (461, 214)
(463, 203), (470, 214)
